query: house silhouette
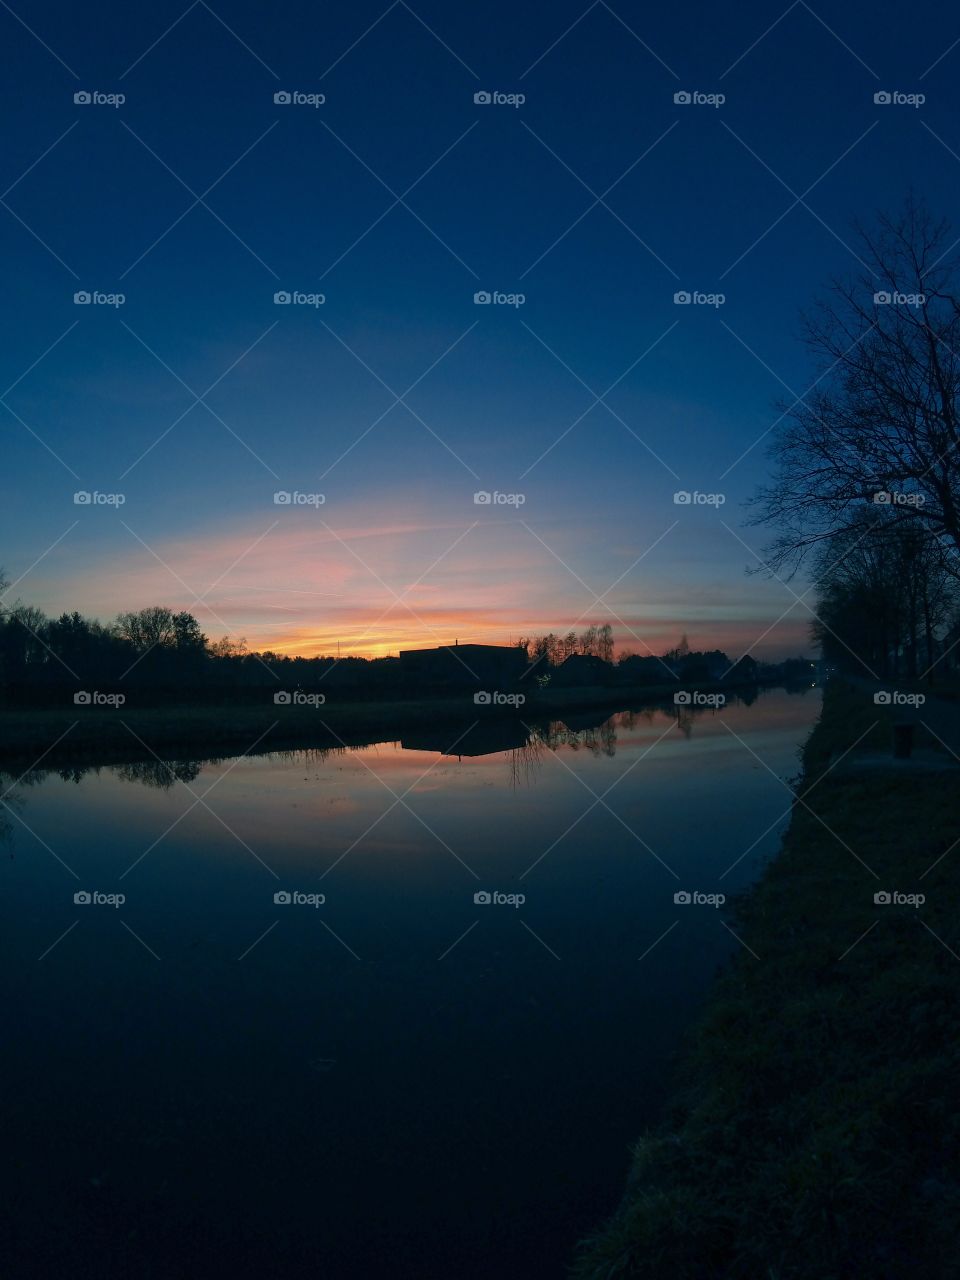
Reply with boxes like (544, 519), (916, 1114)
(398, 642), (528, 688)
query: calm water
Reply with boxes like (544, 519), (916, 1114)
(2, 687), (820, 1279)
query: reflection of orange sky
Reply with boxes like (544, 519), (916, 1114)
(36, 508), (815, 660)
(65, 691), (821, 863)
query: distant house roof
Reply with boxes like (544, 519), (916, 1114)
(553, 653), (613, 686)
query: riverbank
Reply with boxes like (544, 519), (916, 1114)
(575, 680), (960, 1278)
(0, 678), (754, 767)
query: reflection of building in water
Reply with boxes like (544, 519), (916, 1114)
(401, 720), (531, 758)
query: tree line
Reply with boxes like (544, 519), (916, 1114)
(0, 583), (795, 705)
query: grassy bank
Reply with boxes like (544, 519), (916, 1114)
(0, 678), (749, 767)
(575, 681), (960, 1278)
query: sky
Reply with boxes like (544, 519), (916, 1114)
(2, 0), (958, 659)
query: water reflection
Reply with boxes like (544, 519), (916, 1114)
(0, 685), (819, 804)
(2, 684), (821, 1280)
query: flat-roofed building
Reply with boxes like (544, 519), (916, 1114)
(398, 642), (528, 688)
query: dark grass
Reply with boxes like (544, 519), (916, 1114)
(574, 681), (960, 1279)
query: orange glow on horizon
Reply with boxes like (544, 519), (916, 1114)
(27, 507), (817, 663)
(249, 615), (812, 661)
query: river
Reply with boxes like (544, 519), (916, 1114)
(1, 685), (820, 1279)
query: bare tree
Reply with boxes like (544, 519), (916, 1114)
(114, 606), (176, 651)
(752, 199), (960, 575)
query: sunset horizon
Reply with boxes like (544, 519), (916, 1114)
(5, 1), (959, 1277)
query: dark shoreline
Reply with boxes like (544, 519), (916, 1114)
(574, 681), (960, 1277)
(0, 678), (768, 769)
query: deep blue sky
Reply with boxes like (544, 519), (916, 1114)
(2, 0), (958, 657)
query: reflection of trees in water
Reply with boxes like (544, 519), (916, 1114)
(509, 694), (760, 779)
(268, 747), (337, 771)
(541, 721), (618, 757)
(113, 747), (348, 787)
(114, 759), (207, 788)
(518, 717), (620, 764)
(674, 709), (695, 739)
(0, 745), (349, 811)
(509, 735), (547, 786)
(0, 796), (14, 846)
(0, 747), (340, 843)
(611, 707), (661, 732)
(0, 769), (34, 847)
